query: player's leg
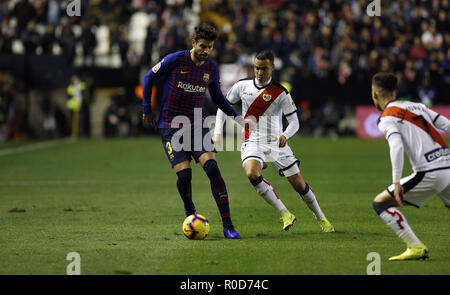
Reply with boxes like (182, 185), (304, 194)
(198, 151), (240, 238)
(194, 127), (240, 238)
(270, 144), (334, 232)
(286, 172), (335, 232)
(161, 128), (196, 217)
(243, 159), (296, 230)
(173, 161), (196, 216)
(372, 172), (433, 260)
(242, 142), (295, 230)
(244, 159), (290, 214)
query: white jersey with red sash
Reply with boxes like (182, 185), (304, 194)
(378, 100), (450, 173)
(226, 77), (297, 142)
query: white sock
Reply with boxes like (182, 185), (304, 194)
(253, 177), (288, 214)
(300, 185), (325, 221)
(379, 207), (421, 247)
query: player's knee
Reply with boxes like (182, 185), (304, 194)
(372, 201), (391, 215)
(249, 174), (263, 186)
(176, 168), (192, 184)
(245, 169), (261, 182)
(203, 159), (220, 178)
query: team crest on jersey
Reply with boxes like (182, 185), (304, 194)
(203, 73), (210, 82)
(262, 94), (272, 102)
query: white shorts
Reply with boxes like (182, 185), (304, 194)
(241, 141), (300, 177)
(387, 167), (450, 208)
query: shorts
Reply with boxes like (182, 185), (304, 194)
(161, 126), (216, 167)
(387, 167), (450, 208)
(241, 141), (300, 177)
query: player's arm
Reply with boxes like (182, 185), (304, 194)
(428, 109), (450, 133)
(212, 109), (226, 146)
(213, 83), (242, 145)
(278, 93), (299, 147)
(380, 119), (405, 206)
(142, 55), (176, 127)
(387, 133), (405, 206)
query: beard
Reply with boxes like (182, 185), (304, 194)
(193, 51), (208, 62)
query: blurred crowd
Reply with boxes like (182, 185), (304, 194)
(1, 0), (450, 141)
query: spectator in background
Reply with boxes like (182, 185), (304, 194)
(12, 0), (36, 34)
(417, 75), (436, 107)
(21, 20), (40, 54)
(421, 22), (443, 51)
(41, 24), (56, 55)
(47, 0), (60, 27)
(79, 21), (97, 66)
(142, 19), (158, 67)
(59, 24), (76, 65)
(409, 36), (426, 61)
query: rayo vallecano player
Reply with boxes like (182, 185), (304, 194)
(371, 72), (450, 261)
(213, 50), (335, 233)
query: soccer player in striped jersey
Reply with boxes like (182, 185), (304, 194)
(213, 50), (335, 233)
(371, 72), (450, 260)
(142, 22), (251, 239)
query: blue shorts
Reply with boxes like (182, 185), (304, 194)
(161, 127), (216, 167)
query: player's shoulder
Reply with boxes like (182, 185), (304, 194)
(270, 80), (289, 94)
(162, 50), (188, 64)
(235, 77), (253, 85)
(230, 77), (253, 89)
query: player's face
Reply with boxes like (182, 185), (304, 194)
(191, 39), (214, 62)
(254, 58), (274, 84)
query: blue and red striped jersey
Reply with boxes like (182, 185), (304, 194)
(142, 50), (239, 128)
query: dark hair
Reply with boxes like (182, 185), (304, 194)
(372, 72), (398, 92)
(255, 49), (275, 64)
(192, 21), (218, 41)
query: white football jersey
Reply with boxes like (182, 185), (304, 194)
(378, 100), (450, 172)
(226, 77), (297, 142)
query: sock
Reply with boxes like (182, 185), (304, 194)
(299, 184), (325, 221)
(176, 168), (196, 215)
(378, 206), (421, 247)
(203, 159), (233, 228)
(251, 176), (288, 214)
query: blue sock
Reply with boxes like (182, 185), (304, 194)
(203, 159), (233, 228)
(176, 168), (196, 215)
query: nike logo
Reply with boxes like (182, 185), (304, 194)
(180, 71), (190, 74)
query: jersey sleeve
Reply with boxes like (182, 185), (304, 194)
(379, 117), (404, 183)
(280, 92), (297, 117)
(142, 53), (178, 114)
(387, 132), (404, 183)
(378, 117), (401, 140)
(426, 108), (450, 133)
(225, 82), (242, 105)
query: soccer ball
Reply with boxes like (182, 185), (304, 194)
(182, 214), (210, 240)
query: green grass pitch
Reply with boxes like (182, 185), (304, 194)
(0, 137), (449, 275)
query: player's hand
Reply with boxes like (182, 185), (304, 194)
(277, 135), (287, 147)
(142, 113), (157, 129)
(393, 182), (405, 207)
(212, 134), (223, 146)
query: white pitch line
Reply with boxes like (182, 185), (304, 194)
(0, 139), (72, 157)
